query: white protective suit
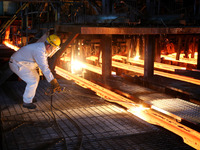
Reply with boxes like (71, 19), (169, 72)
(9, 42), (54, 103)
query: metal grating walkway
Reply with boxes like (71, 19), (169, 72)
(111, 80), (200, 125)
(0, 79), (195, 150)
(149, 98), (200, 124)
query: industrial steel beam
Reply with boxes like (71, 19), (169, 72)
(56, 25), (200, 35)
(101, 34), (112, 83)
(144, 35), (155, 78)
(2, 0), (60, 2)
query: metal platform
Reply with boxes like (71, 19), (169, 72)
(109, 80), (200, 125)
(0, 79), (195, 150)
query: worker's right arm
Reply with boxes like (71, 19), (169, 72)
(33, 45), (54, 82)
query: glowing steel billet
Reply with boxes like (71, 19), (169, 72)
(154, 70), (200, 85)
(55, 66), (200, 150)
(112, 55), (186, 71)
(112, 61), (144, 74)
(86, 56), (99, 62)
(112, 61), (200, 86)
(3, 26), (20, 51)
(3, 41), (20, 51)
(82, 62), (105, 74)
(161, 54), (197, 65)
(81, 62), (116, 75)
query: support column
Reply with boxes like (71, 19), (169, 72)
(191, 36), (196, 58)
(184, 36), (190, 58)
(126, 38), (131, 62)
(101, 34), (112, 83)
(140, 35), (145, 60)
(102, 0), (111, 15)
(176, 36), (182, 60)
(154, 36), (161, 62)
(21, 5), (28, 46)
(144, 35), (155, 79)
(197, 38), (200, 70)
(55, 3), (61, 23)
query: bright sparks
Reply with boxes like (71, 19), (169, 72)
(133, 55), (140, 60)
(71, 60), (86, 74)
(127, 105), (150, 120)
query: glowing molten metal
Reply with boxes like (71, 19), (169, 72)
(3, 41), (20, 51)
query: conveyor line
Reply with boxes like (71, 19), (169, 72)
(161, 54), (197, 65)
(86, 56), (200, 86)
(112, 55), (186, 72)
(55, 66), (200, 150)
(81, 62), (116, 75)
(82, 58), (200, 125)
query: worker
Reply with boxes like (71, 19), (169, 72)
(9, 34), (61, 109)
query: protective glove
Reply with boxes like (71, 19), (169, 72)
(50, 78), (61, 93)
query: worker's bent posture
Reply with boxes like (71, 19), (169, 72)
(9, 34), (61, 109)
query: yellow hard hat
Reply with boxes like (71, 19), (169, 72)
(47, 34), (61, 48)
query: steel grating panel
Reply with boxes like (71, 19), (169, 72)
(109, 80), (200, 125)
(138, 93), (173, 101)
(118, 83), (155, 94)
(150, 98), (200, 124)
(0, 80), (195, 150)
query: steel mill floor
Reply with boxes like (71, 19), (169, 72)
(98, 77), (200, 125)
(0, 79), (196, 150)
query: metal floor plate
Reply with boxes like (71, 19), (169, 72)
(0, 80), (195, 150)
(150, 98), (200, 124)
(111, 80), (200, 125)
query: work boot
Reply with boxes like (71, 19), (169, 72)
(23, 103), (37, 109)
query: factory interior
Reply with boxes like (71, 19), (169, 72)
(0, 0), (200, 150)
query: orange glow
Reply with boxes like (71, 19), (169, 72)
(3, 26), (20, 51)
(71, 60), (86, 74)
(112, 55), (186, 72)
(3, 41), (20, 51)
(60, 57), (70, 61)
(133, 55), (140, 60)
(127, 105), (150, 120)
(86, 56), (200, 86)
(55, 66), (200, 150)
(61, 56), (116, 75)
(55, 66), (137, 108)
(81, 61), (116, 75)
(113, 60), (200, 86)
(161, 53), (197, 65)
(134, 37), (140, 60)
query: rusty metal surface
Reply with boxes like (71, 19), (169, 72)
(0, 79), (194, 150)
